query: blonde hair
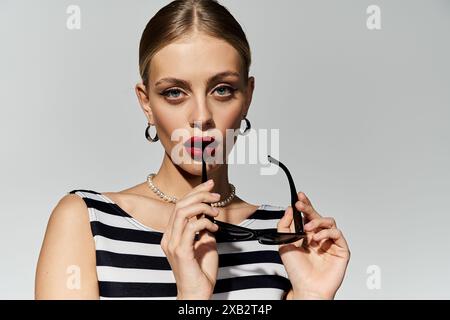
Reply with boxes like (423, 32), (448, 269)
(138, 0), (252, 89)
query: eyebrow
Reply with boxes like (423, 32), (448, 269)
(154, 71), (241, 88)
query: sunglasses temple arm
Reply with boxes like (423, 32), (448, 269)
(202, 141), (214, 223)
(201, 140), (208, 183)
(271, 156), (304, 234)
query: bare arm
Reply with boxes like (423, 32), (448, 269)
(35, 194), (99, 299)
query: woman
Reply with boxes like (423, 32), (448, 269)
(35, 0), (350, 300)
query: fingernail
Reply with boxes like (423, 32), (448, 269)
(212, 193), (221, 198)
(213, 207), (219, 213)
(207, 179), (214, 185)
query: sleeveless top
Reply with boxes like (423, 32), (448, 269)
(68, 189), (293, 300)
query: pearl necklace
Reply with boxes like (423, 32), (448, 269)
(146, 173), (236, 207)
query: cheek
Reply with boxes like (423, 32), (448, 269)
(214, 110), (244, 150)
(152, 110), (185, 140)
(215, 106), (243, 130)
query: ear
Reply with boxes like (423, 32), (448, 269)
(135, 82), (154, 124)
(243, 76), (255, 117)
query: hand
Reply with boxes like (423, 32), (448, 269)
(277, 192), (350, 300)
(160, 179), (221, 300)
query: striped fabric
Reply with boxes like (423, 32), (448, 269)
(68, 189), (292, 299)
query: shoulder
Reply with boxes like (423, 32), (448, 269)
(102, 188), (169, 215)
(48, 189), (108, 224)
(49, 191), (93, 225)
(41, 189), (97, 254)
(35, 191), (99, 299)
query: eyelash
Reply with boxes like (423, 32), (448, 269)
(160, 85), (237, 100)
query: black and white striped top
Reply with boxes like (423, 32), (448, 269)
(68, 189), (292, 299)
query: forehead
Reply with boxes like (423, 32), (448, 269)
(149, 33), (243, 82)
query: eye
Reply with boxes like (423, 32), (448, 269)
(213, 85), (237, 97)
(161, 88), (185, 100)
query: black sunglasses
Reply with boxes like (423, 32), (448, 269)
(200, 141), (305, 245)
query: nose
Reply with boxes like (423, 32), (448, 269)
(189, 100), (214, 131)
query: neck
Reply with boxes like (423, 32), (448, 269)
(151, 152), (233, 202)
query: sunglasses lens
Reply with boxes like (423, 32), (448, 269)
(258, 232), (305, 245)
(215, 224), (255, 241)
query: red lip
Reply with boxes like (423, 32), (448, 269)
(184, 136), (215, 148)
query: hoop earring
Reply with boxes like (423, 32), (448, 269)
(239, 117), (251, 135)
(145, 123), (159, 142)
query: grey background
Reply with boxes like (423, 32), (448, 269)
(1, 0), (449, 299)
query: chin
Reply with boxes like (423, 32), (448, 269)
(177, 160), (222, 176)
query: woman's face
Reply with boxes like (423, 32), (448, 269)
(136, 32), (255, 176)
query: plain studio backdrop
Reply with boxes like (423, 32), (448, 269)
(1, 0), (449, 299)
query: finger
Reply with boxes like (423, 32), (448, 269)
(179, 218), (219, 255)
(277, 207), (306, 248)
(171, 203), (219, 247)
(295, 199), (321, 222)
(165, 185), (218, 241)
(177, 190), (222, 209)
(304, 217), (337, 232)
(180, 179), (215, 200)
(194, 229), (218, 284)
(162, 179), (215, 251)
(298, 191), (313, 206)
(312, 228), (348, 249)
(277, 206), (294, 233)
(196, 229), (216, 245)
